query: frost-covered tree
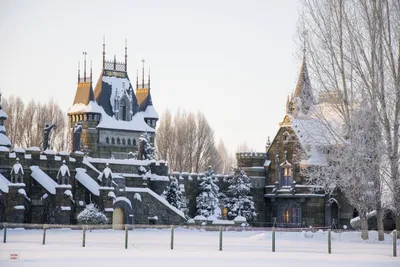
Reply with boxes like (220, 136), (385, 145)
(77, 204), (108, 225)
(196, 167), (221, 218)
(225, 168), (257, 222)
(139, 132), (155, 160)
(163, 176), (183, 209)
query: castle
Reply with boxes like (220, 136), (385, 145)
(68, 40), (158, 159)
(0, 50), (367, 228)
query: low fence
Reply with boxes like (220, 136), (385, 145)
(1, 223), (398, 257)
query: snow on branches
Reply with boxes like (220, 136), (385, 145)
(162, 176), (183, 209)
(139, 132), (155, 160)
(225, 168), (257, 222)
(77, 204), (108, 225)
(196, 167), (221, 218)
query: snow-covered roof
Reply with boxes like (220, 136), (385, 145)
(0, 146), (9, 152)
(125, 187), (185, 219)
(26, 146), (41, 152)
(13, 147), (25, 153)
(68, 101), (103, 114)
(0, 173), (10, 193)
(102, 76), (132, 112)
(86, 157), (151, 166)
(30, 166), (59, 195)
(97, 111), (155, 133)
(142, 105), (159, 119)
(75, 168), (100, 196)
(0, 133), (11, 147)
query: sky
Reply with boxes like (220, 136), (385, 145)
(0, 0), (302, 154)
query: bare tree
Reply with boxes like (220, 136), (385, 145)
(155, 109), (222, 173)
(300, 0), (400, 239)
(217, 140), (236, 174)
(3, 96), (25, 147)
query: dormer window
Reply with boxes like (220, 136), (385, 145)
(120, 99), (127, 121)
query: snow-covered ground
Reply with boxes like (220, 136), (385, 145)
(0, 228), (399, 267)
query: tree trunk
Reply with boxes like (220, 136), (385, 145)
(376, 206), (384, 241)
(360, 211), (369, 240)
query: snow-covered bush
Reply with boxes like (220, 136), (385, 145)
(139, 132), (155, 160)
(162, 176), (183, 209)
(77, 204), (107, 225)
(225, 168), (257, 222)
(196, 167), (221, 218)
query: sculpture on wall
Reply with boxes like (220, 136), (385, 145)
(43, 123), (56, 151)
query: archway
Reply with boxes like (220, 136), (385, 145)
(276, 200), (301, 226)
(112, 208), (125, 230)
(325, 198), (340, 228)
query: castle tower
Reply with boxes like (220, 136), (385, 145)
(136, 60), (159, 128)
(0, 90), (11, 148)
(67, 53), (102, 153)
(286, 56), (315, 117)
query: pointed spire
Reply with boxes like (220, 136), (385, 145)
(114, 54), (116, 70)
(148, 68), (151, 89)
(125, 39), (128, 72)
(141, 59), (145, 88)
(90, 61), (92, 83)
(83, 52), (87, 82)
(102, 35), (106, 69)
(293, 56), (314, 108)
(78, 61), (80, 83)
(136, 69), (139, 90)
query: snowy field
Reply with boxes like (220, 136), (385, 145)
(0, 228), (399, 267)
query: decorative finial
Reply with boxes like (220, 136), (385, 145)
(83, 52), (87, 82)
(103, 35), (106, 68)
(114, 54), (116, 70)
(125, 39), (128, 72)
(141, 59), (145, 88)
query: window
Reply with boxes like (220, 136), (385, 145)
(120, 99), (127, 121)
(117, 138), (121, 145)
(133, 139), (136, 146)
(281, 167), (292, 186)
(111, 137), (115, 144)
(88, 114), (92, 121)
(128, 139), (131, 146)
(106, 137), (110, 144)
(277, 201), (301, 225)
(122, 138), (126, 145)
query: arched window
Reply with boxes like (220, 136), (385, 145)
(106, 137), (110, 144)
(277, 201), (301, 225)
(117, 138), (120, 145)
(133, 139), (136, 146)
(122, 138), (126, 145)
(120, 99), (127, 121)
(127, 139), (131, 146)
(111, 137), (115, 144)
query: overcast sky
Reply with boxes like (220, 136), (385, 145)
(0, 0), (302, 154)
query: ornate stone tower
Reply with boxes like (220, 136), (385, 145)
(286, 56), (315, 118)
(67, 53), (102, 153)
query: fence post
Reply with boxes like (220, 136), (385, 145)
(393, 230), (397, 257)
(170, 225), (174, 250)
(82, 226), (86, 247)
(219, 227), (223, 251)
(3, 223), (7, 243)
(328, 229), (331, 254)
(272, 229), (275, 252)
(125, 224), (128, 249)
(42, 224), (47, 245)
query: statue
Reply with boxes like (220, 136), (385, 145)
(43, 123), (56, 151)
(72, 122), (82, 152)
